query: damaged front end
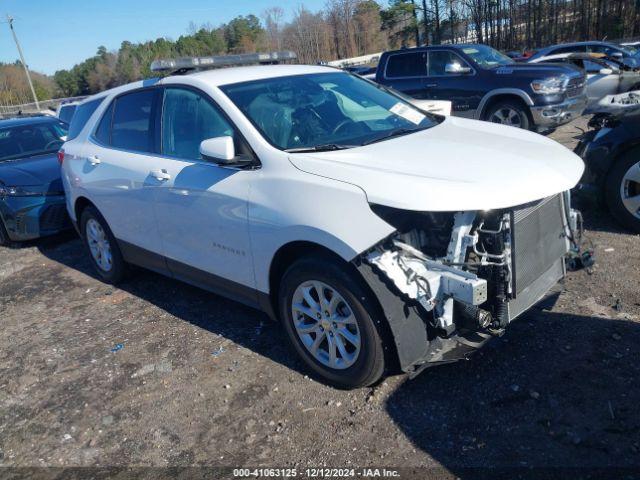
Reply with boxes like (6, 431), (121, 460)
(355, 193), (579, 375)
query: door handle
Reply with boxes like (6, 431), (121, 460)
(425, 83), (438, 88)
(151, 169), (171, 181)
(88, 155), (101, 165)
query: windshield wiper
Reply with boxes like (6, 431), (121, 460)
(285, 144), (358, 153)
(362, 127), (421, 146)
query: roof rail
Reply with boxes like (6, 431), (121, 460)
(150, 51), (298, 74)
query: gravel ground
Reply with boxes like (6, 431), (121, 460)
(1, 118), (639, 479)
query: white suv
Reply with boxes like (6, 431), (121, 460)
(61, 64), (584, 388)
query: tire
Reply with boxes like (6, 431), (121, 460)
(279, 255), (386, 389)
(485, 100), (531, 130)
(0, 219), (10, 247)
(604, 147), (640, 233)
(79, 205), (128, 283)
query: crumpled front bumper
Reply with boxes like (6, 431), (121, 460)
(0, 195), (70, 242)
(531, 94), (588, 129)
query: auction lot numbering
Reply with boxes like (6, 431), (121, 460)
(233, 468), (401, 478)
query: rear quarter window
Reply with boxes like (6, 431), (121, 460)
(67, 98), (104, 141)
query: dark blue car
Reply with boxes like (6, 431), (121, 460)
(0, 116), (70, 245)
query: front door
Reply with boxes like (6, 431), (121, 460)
(425, 50), (478, 117)
(150, 86), (256, 301)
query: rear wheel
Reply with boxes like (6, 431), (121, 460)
(0, 219), (10, 247)
(80, 205), (127, 283)
(279, 256), (386, 389)
(486, 100), (531, 130)
(605, 147), (640, 233)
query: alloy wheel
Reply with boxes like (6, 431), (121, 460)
(490, 107), (523, 127)
(291, 280), (361, 370)
(86, 218), (113, 272)
(620, 159), (640, 220)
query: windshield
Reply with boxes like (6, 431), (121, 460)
(619, 44), (639, 56)
(461, 45), (514, 68)
(220, 72), (439, 151)
(0, 121), (68, 162)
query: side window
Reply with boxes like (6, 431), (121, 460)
(428, 51), (469, 76)
(111, 89), (157, 153)
(94, 101), (114, 145)
(161, 87), (234, 160)
(385, 53), (426, 78)
(550, 45), (587, 55)
(67, 98), (104, 141)
(589, 44), (621, 56)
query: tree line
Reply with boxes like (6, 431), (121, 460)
(1, 0), (638, 104)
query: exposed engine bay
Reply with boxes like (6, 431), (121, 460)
(360, 194), (580, 371)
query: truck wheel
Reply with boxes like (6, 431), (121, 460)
(80, 205), (128, 283)
(605, 147), (640, 233)
(486, 100), (531, 130)
(279, 256), (386, 389)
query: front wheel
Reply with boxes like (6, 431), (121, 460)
(279, 256), (386, 389)
(605, 147), (640, 233)
(485, 100), (531, 130)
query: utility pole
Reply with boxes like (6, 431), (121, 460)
(6, 15), (40, 110)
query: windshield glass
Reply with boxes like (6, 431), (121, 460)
(461, 45), (514, 68)
(0, 120), (68, 161)
(619, 44), (638, 55)
(220, 72), (439, 151)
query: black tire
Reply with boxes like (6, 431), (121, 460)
(279, 255), (386, 389)
(604, 148), (640, 233)
(0, 218), (10, 247)
(485, 100), (531, 130)
(79, 205), (128, 283)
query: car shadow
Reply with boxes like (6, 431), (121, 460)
(35, 236), (309, 378)
(385, 309), (640, 477)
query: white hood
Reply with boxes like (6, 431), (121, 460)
(288, 116), (585, 211)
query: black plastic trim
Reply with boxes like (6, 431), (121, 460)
(117, 239), (263, 311)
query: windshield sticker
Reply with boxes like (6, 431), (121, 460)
(389, 102), (425, 125)
(462, 48), (479, 54)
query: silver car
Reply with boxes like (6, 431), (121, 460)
(529, 52), (640, 107)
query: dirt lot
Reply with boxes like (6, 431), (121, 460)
(1, 118), (639, 479)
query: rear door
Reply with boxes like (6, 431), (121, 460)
(381, 51), (429, 98)
(149, 86), (256, 298)
(80, 88), (165, 257)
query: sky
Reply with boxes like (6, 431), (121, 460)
(0, 0), (327, 75)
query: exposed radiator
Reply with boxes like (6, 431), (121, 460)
(508, 194), (568, 320)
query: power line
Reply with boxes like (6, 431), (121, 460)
(6, 14), (40, 110)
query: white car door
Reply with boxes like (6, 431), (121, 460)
(82, 88), (164, 256)
(583, 60), (621, 106)
(150, 86), (256, 298)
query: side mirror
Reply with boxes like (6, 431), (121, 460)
(200, 136), (235, 163)
(445, 63), (472, 74)
(599, 67), (614, 75)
